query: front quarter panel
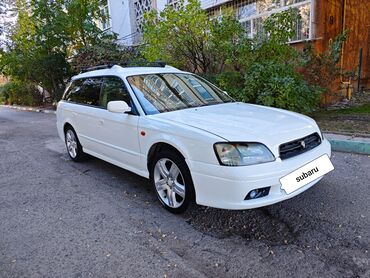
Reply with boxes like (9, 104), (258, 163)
(138, 116), (223, 173)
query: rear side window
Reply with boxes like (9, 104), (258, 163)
(79, 78), (103, 106)
(63, 79), (83, 102)
(100, 77), (131, 108)
(63, 78), (103, 106)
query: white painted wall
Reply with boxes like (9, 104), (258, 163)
(108, 0), (194, 46)
(108, 0), (136, 46)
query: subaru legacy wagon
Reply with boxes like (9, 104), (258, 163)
(56, 64), (334, 213)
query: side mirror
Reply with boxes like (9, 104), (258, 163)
(107, 101), (131, 113)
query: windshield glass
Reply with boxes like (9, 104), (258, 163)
(126, 73), (234, 115)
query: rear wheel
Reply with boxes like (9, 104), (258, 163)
(150, 149), (195, 214)
(65, 127), (84, 162)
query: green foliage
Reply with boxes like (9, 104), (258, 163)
(65, 0), (106, 51)
(300, 31), (349, 93)
(242, 61), (322, 113)
(0, 85), (5, 104)
(142, 0), (211, 72)
(0, 0), (110, 102)
(70, 40), (142, 74)
(334, 103), (370, 114)
(0, 80), (42, 106)
(209, 11), (252, 72)
(318, 103), (370, 115)
(216, 71), (245, 97)
(212, 8), (323, 113)
(142, 1), (253, 74)
(2, 0), (346, 113)
(142, 1), (325, 112)
(263, 8), (299, 44)
(142, 1), (349, 113)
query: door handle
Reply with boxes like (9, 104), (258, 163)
(99, 119), (104, 125)
(72, 112), (77, 117)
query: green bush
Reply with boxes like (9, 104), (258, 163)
(215, 71), (245, 98)
(141, 1), (348, 113)
(241, 61), (323, 113)
(0, 85), (6, 104)
(0, 80), (42, 106)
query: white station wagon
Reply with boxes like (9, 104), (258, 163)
(57, 64), (334, 213)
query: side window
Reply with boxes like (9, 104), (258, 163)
(79, 78), (103, 106)
(63, 79), (83, 102)
(63, 78), (102, 106)
(100, 76), (131, 108)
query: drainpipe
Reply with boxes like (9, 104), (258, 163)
(340, 0), (346, 83)
(339, 0), (353, 99)
(357, 48), (363, 93)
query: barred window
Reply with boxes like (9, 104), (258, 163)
(134, 0), (153, 33)
(167, 0), (182, 10)
(208, 0), (312, 42)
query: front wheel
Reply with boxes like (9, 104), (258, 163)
(150, 150), (195, 214)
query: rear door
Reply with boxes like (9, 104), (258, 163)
(63, 77), (104, 151)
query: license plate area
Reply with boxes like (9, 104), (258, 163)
(280, 154), (334, 194)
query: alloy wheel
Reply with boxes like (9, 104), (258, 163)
(66, 130), (78, 158)
(153, 158), (186, 208)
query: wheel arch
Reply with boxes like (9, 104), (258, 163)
(147, 142), (187, 172)
(63, 122), (74, 134)
(147, 141), (196, 207)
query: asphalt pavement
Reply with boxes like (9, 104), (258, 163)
(0, 107), (369, 278)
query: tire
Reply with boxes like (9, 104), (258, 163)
(64, 126), (84, 162)
(150, 149), (195, 214)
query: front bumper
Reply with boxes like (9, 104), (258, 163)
(188, 139), (332, 210)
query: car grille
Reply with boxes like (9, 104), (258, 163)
(279, 133), (321, 160)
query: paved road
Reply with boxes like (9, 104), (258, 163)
(0, 107), (369, 278)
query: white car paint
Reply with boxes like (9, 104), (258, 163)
(57, 65), (332, 210)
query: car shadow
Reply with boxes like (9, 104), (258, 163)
(64, 153), (336, 249)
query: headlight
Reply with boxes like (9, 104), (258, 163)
(214, 142), (275, 166)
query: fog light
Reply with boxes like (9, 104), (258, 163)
(250, 190), (258, 199)
(245, 187), (270, 200)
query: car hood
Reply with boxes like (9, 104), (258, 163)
(152, 102), (319, 146)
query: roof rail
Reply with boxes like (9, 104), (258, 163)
(149, 61), (166, 68)
(80, 63), (115, 73)
(121, 60), (167, 68)
(79, 61), (167, 73)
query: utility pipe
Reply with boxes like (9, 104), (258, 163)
(340, 0), (347, 83)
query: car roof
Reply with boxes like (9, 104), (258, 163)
(71, 65), (185, 80)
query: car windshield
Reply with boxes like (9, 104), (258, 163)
(126, 73), (234, 115)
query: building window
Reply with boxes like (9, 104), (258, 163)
(208, 0), (312, 42)
(294, 3), (310, 41)
(256, 0), (282, 14)
(98, 0), (111, 30)
(237, 2), (257, 19)
(167, 0), (181, 10)
(134, 0), (153, 33)
(209, 7), (222, 21)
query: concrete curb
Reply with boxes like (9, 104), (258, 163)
(324, 133), (370, 155)
(0, 104), (56, 115)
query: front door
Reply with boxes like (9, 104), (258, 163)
(93, 76), (141, 170)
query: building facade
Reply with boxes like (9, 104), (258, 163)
(102, 0), (369, 94)
(102, 1), (317, 49)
